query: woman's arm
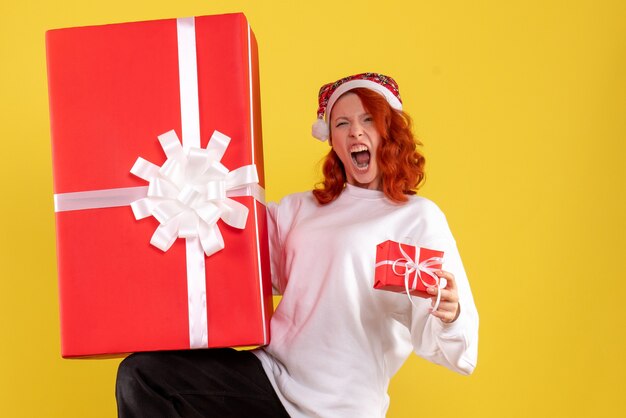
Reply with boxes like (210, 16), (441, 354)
(410, 204), (479, 375)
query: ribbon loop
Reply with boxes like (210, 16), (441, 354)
(130, 157), (160, 181)
(130, 197), (154, 219)
(195, 202), (220, 226)
(177, 185), (200, 206)
(187, 147), (212, 178)
(150, 218), (180, 252)
(227, 165), (259, 190)
(148, 178), (178, 199)
(205, 180), (226, 200)
(199, 222), (225, 256)
(159, 158), (185, 185)
(219, 199), (250, 229)
(206, 130), (231, 161)
(205, 161), (229, 178)
(178, 211), (199, 238)
(158, 130), (185, 159)
(152, 200), (184, 224)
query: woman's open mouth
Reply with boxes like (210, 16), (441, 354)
(350, 144), (370, 170)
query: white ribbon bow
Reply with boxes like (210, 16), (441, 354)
(391, 243), (446, 311)
(129, 129), (259, 257)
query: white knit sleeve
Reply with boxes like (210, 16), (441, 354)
(409, 203), (479, 375)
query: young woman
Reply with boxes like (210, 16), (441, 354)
(116, 73), (478, 418)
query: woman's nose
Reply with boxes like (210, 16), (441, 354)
(349, 122), (363, 137)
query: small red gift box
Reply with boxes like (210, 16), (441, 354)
(46, 13), (273, 357)
(374, 240), (444, 298)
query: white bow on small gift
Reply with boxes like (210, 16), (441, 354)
(391, 242), (446, 311)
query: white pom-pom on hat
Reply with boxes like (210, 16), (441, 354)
(312, 118), (330, 142)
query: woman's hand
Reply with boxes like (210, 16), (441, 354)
(426, 270), (460, 323)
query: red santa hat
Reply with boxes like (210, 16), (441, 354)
(312, 72), (403, 141)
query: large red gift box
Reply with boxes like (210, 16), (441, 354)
(46, 13), (273, 357)
(374, 240), (444, 298)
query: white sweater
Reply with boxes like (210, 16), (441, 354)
(253, 184), (478, 417)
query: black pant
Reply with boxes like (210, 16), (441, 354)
(116, 348), (290, 418)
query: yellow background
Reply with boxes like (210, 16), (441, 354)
(1, 0), (625, 417)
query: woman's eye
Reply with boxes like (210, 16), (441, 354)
(364, 116), (373, 122)
(335, 121), (347, 127)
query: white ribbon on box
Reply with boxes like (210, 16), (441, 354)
(53, 17), (264, 349)
(375, 242), (446, 311)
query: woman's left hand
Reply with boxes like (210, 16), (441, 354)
(426, 270), (460, 323)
